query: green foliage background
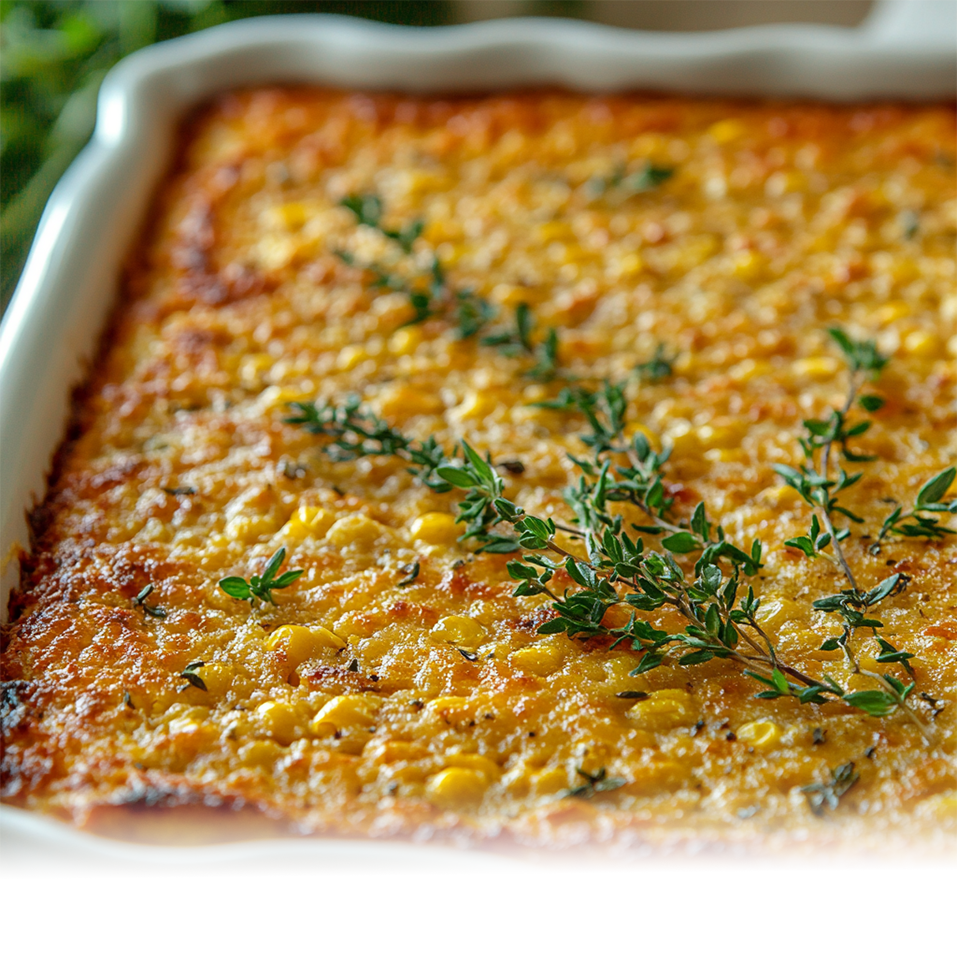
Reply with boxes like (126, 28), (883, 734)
(0, 0), (474, 311)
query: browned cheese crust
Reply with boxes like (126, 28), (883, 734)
(2, 91), (955, 850)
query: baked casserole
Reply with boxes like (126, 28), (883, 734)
(2, 90), (955, 848)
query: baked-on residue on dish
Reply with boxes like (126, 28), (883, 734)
(2, 91), (955, 848)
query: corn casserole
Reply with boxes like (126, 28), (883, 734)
(2, 90), (955, 849)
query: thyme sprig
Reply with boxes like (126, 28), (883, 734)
(481, 302), (560, 381)
(285, 395), (452, 491)
(774, 329), (943, 740)
(564, 766), (627, 799)
(219, 547), (304, 607)
(294, 392), (899, 724)
(132, 584), (167, 620)
(340, 193), (423, 253)
(586, 161), (675, 200)
(801, 762), (859, 815)
(874, 466), (957, 549)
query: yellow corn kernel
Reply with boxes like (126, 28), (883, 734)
(431, 615), (487, 650)
(224, 513), (281, 544)
(632, 759), (687, 794)
(442, 753), (501, 780)
(611, 251), (643, 279)
(456, 389), (498, 420)
(389, 326), (424, 356)
(510, 641), (565, 677)
(256, 384), (313, 410)
(536, 221), (575, 243)
(666, 422), (700, 457)
(424, 696), (473, 721)
(239, 740), (282, 769)
(730, 249), (763, 280)
(793, 356), (839, 380)
(310, 694), (381, 736)
(532, 767), (571, 795)
(736, 719), (783, 749)
(379, 384), (444, 418)
(756, 598), (802, 630)
(875, 301), (911, 326)
(194, 662), (234, 697)
(326, 513), (389, 548)
(256, 701), (300, 746)
(627, 689), (698, 732)
(239, 353), (273, 386)
(278, 505), (336, 542)
(410, 511), (458, 546)
(696, 420), (745, 449)
(902, 329), (938, 359)
(337, 344), (368, 371)
(761, 483), (803, 507)
(728, 358), (772, 383)
(708, 118), (745, 144)
(426, 767), (488, 809)
(266, 624), (345, 664)
(268, 201), (310, 230)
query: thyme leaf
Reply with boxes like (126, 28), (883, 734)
(219, 547), (304, 607)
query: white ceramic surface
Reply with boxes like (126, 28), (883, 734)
(1, 1), (955, 861)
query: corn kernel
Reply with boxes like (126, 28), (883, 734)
(793, 356), (839, 380)
(761, 484), (803, 507)
(326, 513), (389, 548)
(268, 201), (310, 230)
(310, 694), (381, 736)
(730, 249), (763, 280)
(410, 511), (458, 545)
(389, 326), (424, 356)
(708, 119), (745, 144)
(456, 389), (498, 420)
(194, 662), (234, 697)
(431, 615), (487, 650)
(627, 689), (698, 731)
(424, 696), (473, 721)
(532, 767), (571, 795)
(266, 624), (346, 663)
(728, 358), (772, 383)
(902, 329), (938, 359)
(337, 345), (368, 371)
(756, 598), (802, 630)
(378, 384), (444, 418)
(510, 641), (565, 677)
(536, 221), (575, 243)
(239, 740), (282, 769)
(875, 301), (911, 326)
(426, 767), (487, 808)
(611, 251), (643, 278)
(696, 421), (745, 449)
(442, 753), (501, 780)
(224, 513), (281, 544)
(278, 505), (336, 542)
(736, 720), (783, 749)
(256, 700), (300, 746)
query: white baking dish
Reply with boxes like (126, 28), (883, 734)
(1, 2), (955, 864)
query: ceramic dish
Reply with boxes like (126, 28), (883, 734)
(1, 1), (955, 860)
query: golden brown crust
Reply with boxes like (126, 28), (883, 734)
(3, 90), (955, 850)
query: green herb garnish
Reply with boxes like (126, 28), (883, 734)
(133, 584), (167, 619)
(564, 767), (627, 799)
(801, 762), (859, 815)
(219, 548), (304, 607)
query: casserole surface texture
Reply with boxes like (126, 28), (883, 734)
(2, 90), (955, 847)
